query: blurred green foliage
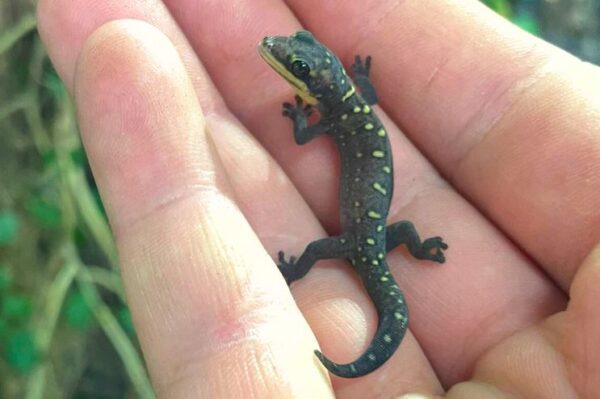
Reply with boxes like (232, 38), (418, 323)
(483, 0), (541, 35)
(0, 212), (19, 245)
(0, 1), (153, 397)
(483, 0), (512, 17)
(64, 289), (94, 330)
(25, 196), (63, 229)
(5, 330), (39, 373)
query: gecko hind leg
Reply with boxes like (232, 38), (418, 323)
(385, 221), (448, 263)
(277, 235), (353, 285)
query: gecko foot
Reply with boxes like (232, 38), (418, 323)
(415, 237), (448, 264)
(351, 55), (372, 78)
(282, 95), (313, 121)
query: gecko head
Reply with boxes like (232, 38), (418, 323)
(258, 31), (353, 106)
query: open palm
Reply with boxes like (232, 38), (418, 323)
(38, 0), (600, 398)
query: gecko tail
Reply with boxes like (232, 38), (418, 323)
(314, 271), (409, 378)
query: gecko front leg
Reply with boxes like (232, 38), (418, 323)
(351, 55), (378, 106)
(282, 96), (328, 145)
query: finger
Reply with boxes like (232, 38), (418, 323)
(460, 245), (600, 398)
(563, 244), (600, 397)
(161, 0), (566, 387)
(284, 0), (600, 291)
(68, 20), (332, 397)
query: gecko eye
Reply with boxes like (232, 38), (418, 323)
(291, 60), (310, 79)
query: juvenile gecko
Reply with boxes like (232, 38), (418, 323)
(259, 31), (448, 378)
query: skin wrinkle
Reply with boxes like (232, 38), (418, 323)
(159, 303), (295, 391)
(452, 41), (556, 180)
(131, 210), (307, 396)
(288, 0), (407, 62)
(463, 60), (593, 290)
(422, 39), (459, 92)
(354, 0), (408, 55)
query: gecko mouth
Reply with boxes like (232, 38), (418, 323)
(258, 37), (318, 105)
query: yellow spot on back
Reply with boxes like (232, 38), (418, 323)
(382, 166), (391, 174)
(325, 58), (331, 64)
(394, 312), (404, 320)
(378, 253), (384, 259)
(376, 225), (383, 232)
(354, 201), (360, 207)
(364, 123), (374, 130)
(372, 150), (385, 158)
(383, 334), (392, 343)
(372, 259), (379, 266)
(368, 211), (381, 219)
(368, 354), (376, 361)
(380, 276), (389, 282)
(366, 238), (375, 245)
(377, 128), (386, 137)
(363, 105), (371, 113)
(356, 152), (363, 158)
(342, 86), (355, 101)
(353, 106), (361, 113)
(373, 182), (387, 195)
(340, 114), (348, 120)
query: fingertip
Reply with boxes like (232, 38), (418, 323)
(76, 19), (181, 86)
(74, 18), (208, 231)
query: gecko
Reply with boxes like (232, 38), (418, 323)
(258, 30), (448, 378)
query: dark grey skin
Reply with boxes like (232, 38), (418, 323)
(259, 31), (448, 378)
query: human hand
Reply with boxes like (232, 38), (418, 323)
(37, 0), (600, 397)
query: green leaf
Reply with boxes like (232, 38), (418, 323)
(72, 226), (88, 248)
(513, 14), (541, 36)
(64, 289), (93, 330)
(0, 264), (13, 292)
(0, 319), (8, 338)
(482, 0), (511, 17)
(0, 211), (19, 245)
(24, 196), (62, 229)
(41, 149), (57, 169)
(4, 330), (39, 372)
(70, 147), (88, 168)
(118, 306), (135, 335)
(1, 294), (32, 323)
(44, 67), (67, 100)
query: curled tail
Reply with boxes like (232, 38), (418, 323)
(315, 262), (408, 378)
